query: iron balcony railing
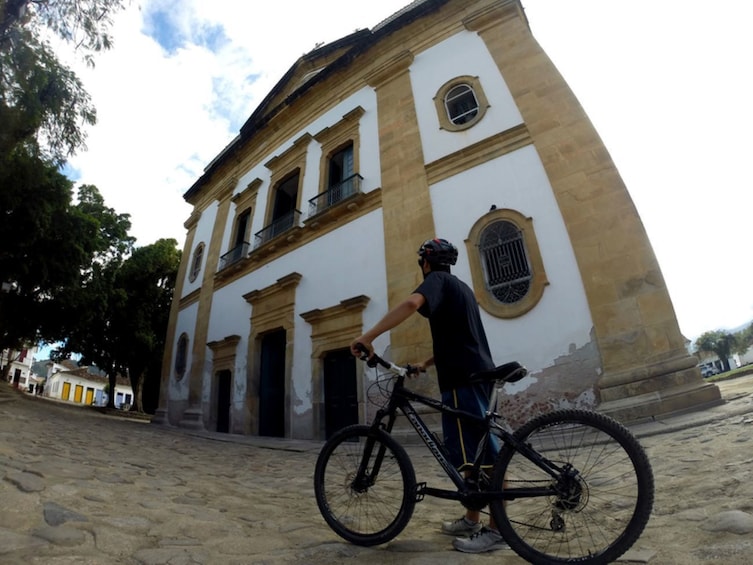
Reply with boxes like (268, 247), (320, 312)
(308, 174), (363, 217)
(254, 209), (301, 248)
(218, 241), (250, 271)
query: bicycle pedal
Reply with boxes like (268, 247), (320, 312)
(414, 482), (427, 502)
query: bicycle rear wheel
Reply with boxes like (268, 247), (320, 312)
(314, 424), (416, 546)
(490, 409), (654, 565)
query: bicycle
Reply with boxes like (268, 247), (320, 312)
(314, 346), (654, 564)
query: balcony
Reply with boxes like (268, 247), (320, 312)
(254, 209), (301, 248)
(219, 241), (250, 271)
(308, 174), (363, 218)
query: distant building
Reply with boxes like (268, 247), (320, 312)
(45, 362), (134, 409)
(1, 346), (38, 391)
(155, 0), (720, 438)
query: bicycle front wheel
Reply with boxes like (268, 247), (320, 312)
(314, 424), (417, 546)
(490, 409), (654, 565)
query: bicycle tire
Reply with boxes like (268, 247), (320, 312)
(314, 424), (417, 546)
(490, 409), (654, 565)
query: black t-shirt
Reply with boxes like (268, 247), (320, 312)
(414, 271), (494, 392)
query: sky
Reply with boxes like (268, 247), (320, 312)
(53, 0), (753, 343)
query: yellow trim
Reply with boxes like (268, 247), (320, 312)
(314, 106), (364, 200)
(188, 242), (205, 283)
(263, 133), (312, 228)
(243, 272), (302, 436)
(213, 188), (382, 290)
(433, 75), (489, 132)
(300, 295), (370, 439)
(424, 124), (532, 186)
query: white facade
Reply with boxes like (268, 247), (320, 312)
(165, 19), (597, 437)
(159, 0), (715, 438)
(46, 368), (133, 409)
(2, 346), (37, 390)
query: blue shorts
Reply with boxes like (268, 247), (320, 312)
(442, 382), (499, 471)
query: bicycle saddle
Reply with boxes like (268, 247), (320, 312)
(469, 361), (527, 384)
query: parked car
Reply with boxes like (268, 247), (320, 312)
(700, 366), (717, 378)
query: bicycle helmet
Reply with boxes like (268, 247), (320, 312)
(417, 238), (458, 267)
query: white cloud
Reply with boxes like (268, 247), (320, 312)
(58, 0), (753, 341)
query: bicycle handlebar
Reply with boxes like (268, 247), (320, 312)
(354, 343), (420, 377)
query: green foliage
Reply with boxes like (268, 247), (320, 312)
(0, 0), (131, 354)
(115, 239), (181, 412)
(57, 238), (180, 411)
(0, 150), (101, 353)
(0, 1), (177, 412)
(2, 0), (125, 57)
(695, 330), (737, 372)
(733, 322), (753, 356)
(1, 0), (126, 162)
(75, 183), (135, 266)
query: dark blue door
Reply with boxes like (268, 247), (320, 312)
(259, 330), (286, 437)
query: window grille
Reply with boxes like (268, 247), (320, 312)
(480, 221), (532, 304)
(189, 243), (204, 282)
(445, 84), (479, 125)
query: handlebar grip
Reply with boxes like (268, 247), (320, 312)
(355, 342), (370, 360)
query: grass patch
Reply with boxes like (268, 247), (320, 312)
(706, 365), (753, 383)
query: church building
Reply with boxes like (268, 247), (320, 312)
(153, 0), (720, 438)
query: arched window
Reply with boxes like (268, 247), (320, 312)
(434, 75), (489, 131)
(175, 333), (189, 380)
(189, 242), (204, 282)
(466, 209), (548, 318)
(445, 83), (479, 125)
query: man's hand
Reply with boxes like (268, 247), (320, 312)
(350, 337), (373, 359)
(411, 357), (433, 377)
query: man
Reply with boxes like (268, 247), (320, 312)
(350, 238), (508, 553)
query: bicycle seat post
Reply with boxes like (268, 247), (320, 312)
(487, 384), (500, 417)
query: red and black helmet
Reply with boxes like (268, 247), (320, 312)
(418, 238), (458, 267)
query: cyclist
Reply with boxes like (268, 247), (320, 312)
(350, 237), (508, 553)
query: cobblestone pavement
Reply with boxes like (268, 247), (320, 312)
(2, 376), (753, 565)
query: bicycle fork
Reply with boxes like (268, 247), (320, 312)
(351, 407), (399, 492)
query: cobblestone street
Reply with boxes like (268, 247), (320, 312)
(2, 377), (753, 564)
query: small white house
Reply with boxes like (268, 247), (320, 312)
(1, 346), (38, 391)
(45, 364), (134, 409)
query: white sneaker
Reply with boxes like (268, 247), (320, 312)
(452, 527), (510, 553)
(440, 516), (482, 536)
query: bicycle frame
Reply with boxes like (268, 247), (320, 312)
(319, 349), (655, 563)
(365, 369), (569, 508)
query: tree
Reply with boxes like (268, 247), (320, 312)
(733, 323), (753, 357)
(1, 0), (127, 162)
(112, 239), (180, 413)
(53, 258), (126, 404)
(1, 0), (129, 368)
(49, 185), (133, 407)
(56, 238), (179, 412)
(0, 153), (102, 373)
(695, 330), (737, 373)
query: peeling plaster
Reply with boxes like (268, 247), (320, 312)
(498, 328), (602, 430)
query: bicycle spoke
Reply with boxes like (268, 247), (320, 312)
(492, 410), (653, 564)
(314, 425), (416, 546)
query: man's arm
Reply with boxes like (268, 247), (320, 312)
(350, 293), (426, 356)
